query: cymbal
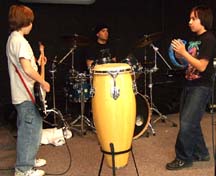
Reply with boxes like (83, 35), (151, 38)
(135, 32), (163, 48)
(62, 33), (90, 46)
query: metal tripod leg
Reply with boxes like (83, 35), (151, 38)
(151, 106), (177, 127)
(70, 82), (95, 135)
(71, 115), (86, 135)
(71, 114), (95, 135)
(44, 108), (71, 134)
(144, 67), (177, 130)
(148, 121), (156, 136)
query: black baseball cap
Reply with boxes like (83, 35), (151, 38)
(94, 23), (109, 35)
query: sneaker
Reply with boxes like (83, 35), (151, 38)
(34, 159), (46, 167)
(166, 158), (193, 170)
(15, 168), (45, 176)
(193, 155), (210, 162)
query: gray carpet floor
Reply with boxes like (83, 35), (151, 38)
(0, 113), (215, 176)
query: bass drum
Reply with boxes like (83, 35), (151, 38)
(133, 93), (151, 139)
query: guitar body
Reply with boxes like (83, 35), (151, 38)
(34, 81), (46, 117)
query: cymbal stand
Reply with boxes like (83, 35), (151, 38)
(141, 47), (156, 135)
(143, 47), (147, 96)
(58, 43), (77, 116)
(149, 43), (177, 127)
(70, 79), (95, 135)
(150, 43), (172, 70)
(58, 43), (77, 72)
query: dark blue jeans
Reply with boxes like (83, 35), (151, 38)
(175, 86), (212, 162)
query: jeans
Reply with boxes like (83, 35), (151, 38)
(175, 86), (212, 162)
(15, 101), (43, 172)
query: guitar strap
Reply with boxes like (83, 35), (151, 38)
(12, 63), (35, 103)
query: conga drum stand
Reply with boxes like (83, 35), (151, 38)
(70, 80), (95, 135)
(98, 143), (139, 176)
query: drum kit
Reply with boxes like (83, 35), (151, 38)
(57, 32), (177, 138)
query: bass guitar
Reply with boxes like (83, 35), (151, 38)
(34, 42), (47, 117)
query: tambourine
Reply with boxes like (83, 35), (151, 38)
(168, 40), (188, 69)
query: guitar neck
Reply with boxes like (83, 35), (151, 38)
(39, 42), (45, 80)
(40, 56), (45, 80)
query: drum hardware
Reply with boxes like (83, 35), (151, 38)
(100, 56), (112, 64)
(44, 108), (70, 132)
(132, 71), (138, 94)
(59, 36), (94, 134)
(58, 45), (77, 71)
(59, 46), (78, 112)
(69, 76), (95, 135)
(150, 43), (172, 70)
(137, 42), (159, 135)
(42, 58), (70, 132)
(145, 43), (177, 128)
(98, 143), (139, 176)
(45, 57), (58, 126)
(89, 68), (95, 97)
(108, 71), (120, 100)
(58, 34), (80, 80)
(143, 46), (148, 96)
(121, 54), (143, 79)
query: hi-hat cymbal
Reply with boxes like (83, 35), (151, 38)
(61, 33), (90, 46)
(135, 32), (163, 48)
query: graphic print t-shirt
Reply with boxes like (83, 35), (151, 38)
(185, 31), (216, 87)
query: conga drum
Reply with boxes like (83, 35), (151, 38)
(91, 63), (136, 168)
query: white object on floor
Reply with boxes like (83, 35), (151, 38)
(41, 127), (72, 146)
(34, 158), (47, 167)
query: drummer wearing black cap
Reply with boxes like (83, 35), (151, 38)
(86, 23), (117, 68)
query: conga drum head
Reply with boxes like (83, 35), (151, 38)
(92, 63), (131, 73)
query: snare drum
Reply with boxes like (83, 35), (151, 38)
(91, 63), (136, 168)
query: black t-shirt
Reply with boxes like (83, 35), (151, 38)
(185, 31), (216, 87)
(86, 41), (116, 64)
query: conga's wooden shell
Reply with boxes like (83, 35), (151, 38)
(92, 63), (136, 168)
